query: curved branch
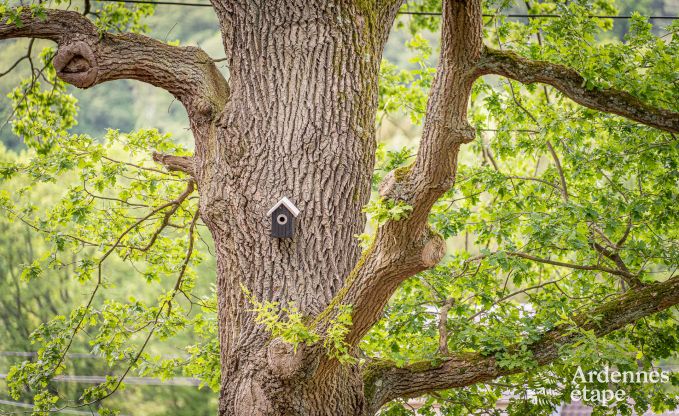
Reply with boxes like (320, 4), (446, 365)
(477, 47), (679, 133)
(364, 274), (679, 412)
(0, 9), (229, 120)
(324, 0), (483, 347)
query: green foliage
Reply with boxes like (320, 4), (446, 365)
(355, 194), (414, 252)
(363, 197), (413, 224)
(8, 48), (77, 155)
(1, 0), (155, 34)
(396, 0), (442, 34)
(93, 2), (155, 34)
(323, 304), (356, 364)
(0, 47), (214, 411)
(242, 284), (321, 350)
(364, 0), (679, 414)
(0, 3), (224, 415)
(183, 308), (221, 392)
(372, 144), (414, 187)
(379, 34), (435, 125)
(242, 285), (355, 363)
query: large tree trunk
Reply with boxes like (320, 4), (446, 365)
(196, 3), (391, 414)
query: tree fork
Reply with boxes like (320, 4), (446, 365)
(336, 0), (483, 349)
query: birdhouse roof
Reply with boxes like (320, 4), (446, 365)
(267, 197), (300, 217)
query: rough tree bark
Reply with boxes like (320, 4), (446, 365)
(198, 2), (401, 414)
(2, 1), (679, 415)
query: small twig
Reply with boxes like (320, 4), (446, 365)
(467, 250), (638, 280)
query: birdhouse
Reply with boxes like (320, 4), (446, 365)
(267, 197), (300, 239)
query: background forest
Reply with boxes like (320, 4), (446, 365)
(1, 0), (678, 414)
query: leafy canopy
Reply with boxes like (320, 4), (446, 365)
(0, 0), (678, 414)
(371, 0), (679, 414)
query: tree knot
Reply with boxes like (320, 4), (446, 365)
(421, 228), (446, 267)
(378, 165), (414, 200)
(266, 338), (310, 379)
(54, 41), (98, 88)
(446, 122), (476, 144)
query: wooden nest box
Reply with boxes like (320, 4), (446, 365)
(267, 197), (300, 239)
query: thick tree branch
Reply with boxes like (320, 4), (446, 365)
(152, 152), (196, 177)
(364, 274), (679, 412)
(327, 0), (483, 347)
(477, 47), (679, 133)
(0, 9), (229, 120)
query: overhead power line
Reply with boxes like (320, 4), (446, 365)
(0, 351), (188, 359)
(399, 11), (679, 19)
(510, 13), (678, 19)
(92, 0), (679, 20)
(0, 351), (96, 358)
(97, 0), (211, 5)
(0, 373), (202, 386)
(0, 399), (108, 415)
